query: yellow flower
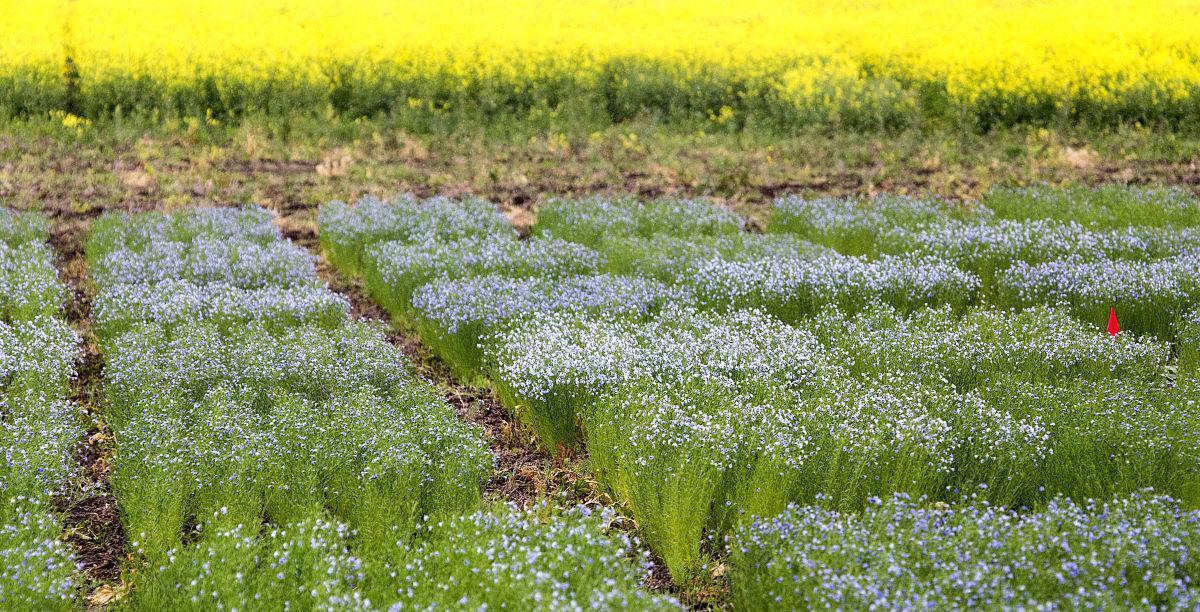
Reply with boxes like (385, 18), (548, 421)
(0, 0), (1197, 125)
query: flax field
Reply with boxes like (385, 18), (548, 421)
(3, 2), (1200, 610)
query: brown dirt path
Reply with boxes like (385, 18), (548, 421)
(48, 212), (127, 608)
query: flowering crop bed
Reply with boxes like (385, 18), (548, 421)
(90, 206), (672, 609)
(0, 209), (80, 610)
(3, 2), (1200, 130)
(773, 186), (1200, 338)
(728, 491), (1200, 609)
(322, 188), (1200, 604)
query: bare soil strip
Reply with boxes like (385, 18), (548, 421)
(48, 213), (126, 608)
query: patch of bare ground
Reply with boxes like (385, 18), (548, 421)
(47, 212), (126, 609)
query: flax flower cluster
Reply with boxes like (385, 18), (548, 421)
(371, 504), (681, 610)
(98, 205), (669, 608)
(90, 207), (490, 607)
(0, 209), (80, 610)
(772, 190), (1200, 337)
(729, 491), (1200, 609)
(320, 189), (1200, 600)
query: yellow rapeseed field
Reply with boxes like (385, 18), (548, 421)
(1, 0), (1198, 128)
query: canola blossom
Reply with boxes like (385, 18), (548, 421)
(2, 1), (1199, 128)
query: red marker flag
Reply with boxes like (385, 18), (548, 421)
(1107, 308), (1120, 337)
